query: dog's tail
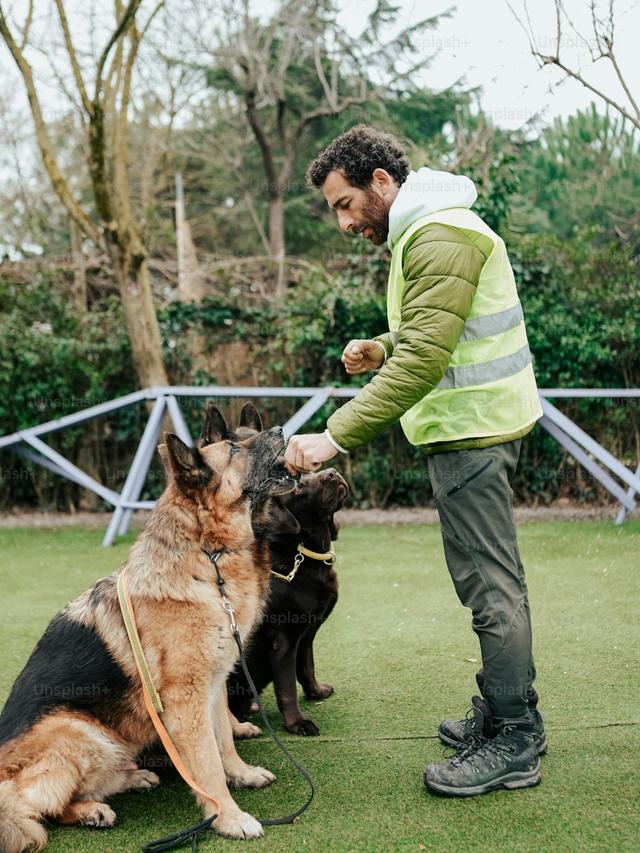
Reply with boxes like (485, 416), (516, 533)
(0, 781), (47, 853)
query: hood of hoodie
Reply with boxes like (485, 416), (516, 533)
(387, 167), (477, 250)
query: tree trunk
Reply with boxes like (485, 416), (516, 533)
(69, 217), (87, 318)
(175, 173), (206, 302)
(108, 240), (169, 388)
(268, 192), (286, 296)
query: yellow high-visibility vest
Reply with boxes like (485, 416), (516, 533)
(387, 207), (543, 446)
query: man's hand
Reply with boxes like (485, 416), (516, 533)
(284, 433), (338, 475)
(341, 339), (385, 374)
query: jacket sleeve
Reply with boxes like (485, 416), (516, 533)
(326, 222), (490, 451)
(372, 331), (395, 360)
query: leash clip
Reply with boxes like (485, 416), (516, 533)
(220, 594), (238, 632)
(271, 551), (303, 583)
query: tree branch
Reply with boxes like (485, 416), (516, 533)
(245, 89), (278, 193)
(0, 4), (99, 242)
(534, 52), (639, 129)
(95, 0), (142, 103)
(509, 0), (639, 130)
(313, 40), (336, 109)
(90, 0), (142, 228)
(607, 42), (640, 119)
(54, 0), (93, 116)
(18, 0), (33, 50)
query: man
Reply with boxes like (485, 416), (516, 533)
(283, 124), (546, 796)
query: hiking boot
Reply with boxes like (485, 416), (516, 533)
(439, 682), (547, 755)
(424, 714), (541, 797)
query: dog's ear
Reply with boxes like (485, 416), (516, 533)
(157, 443), (169, 467)
(157, 443), (174, 481)
(328, 514), (340, 541)
(164, 433), (215, 490)
(201, 404), (229, 446)
(239, 402), (263, 433)
(269, 498), (301, 535)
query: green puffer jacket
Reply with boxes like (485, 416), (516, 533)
(326, 222), (534, 454)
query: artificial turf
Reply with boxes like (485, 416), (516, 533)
(0, 519), (638, 852)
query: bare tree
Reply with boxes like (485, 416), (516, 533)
(190, 0), (451, 294)
(0, 0), (170, 388)
(508, 0), (639, 130)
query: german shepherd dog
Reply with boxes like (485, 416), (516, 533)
(227, 404), (348, 736)
(0, 406), (297, 852)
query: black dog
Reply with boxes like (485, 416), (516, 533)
(227, 403), (348, 736)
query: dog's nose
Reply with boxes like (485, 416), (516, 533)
(323, 468), (338, 479)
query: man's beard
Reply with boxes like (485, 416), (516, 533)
(360, 188), (389, 245)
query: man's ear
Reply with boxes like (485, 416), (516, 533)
(239, 402), (263, 433)
(269, 498), (301, 535)
(372, 167), (394, 195)
(165, 433), (216, 490)
(328, 514), (340, 541)
(201, 404), (229, 446)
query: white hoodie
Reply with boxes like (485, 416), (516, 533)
(387, 167), (478, 251)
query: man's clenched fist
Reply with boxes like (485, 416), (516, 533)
(341, 339), (386, 374)
(284, 433), (338, 475)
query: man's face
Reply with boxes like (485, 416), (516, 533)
(322, 168), (397, 246)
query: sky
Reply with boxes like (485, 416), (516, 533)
(337, 0), (640, 129)
(1, 0), (638, 130)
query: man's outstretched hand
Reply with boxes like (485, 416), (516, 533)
(283, 337), (383, 473)
(341, 339), (385, 374)
(284, 433), (338, 475)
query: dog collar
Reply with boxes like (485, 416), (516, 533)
(297, 543), (336, 564)
(270, 542), (336, 583)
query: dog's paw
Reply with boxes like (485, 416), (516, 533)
(233, 720), (262, 739)
(305, 682), (334, 701)
(127, 769), (160, 791)
(229, 765), (276, 788)
(79, 802), (116, 828)
(214, 809), (264, 839)
(286, 717), (320, 736)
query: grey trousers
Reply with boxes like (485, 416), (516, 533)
(427, 438), (537, 720)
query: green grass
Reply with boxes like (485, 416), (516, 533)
(1, 520), (639, 852)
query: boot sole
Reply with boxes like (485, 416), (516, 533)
(438, 731), (548, 756)
(424, 762), (542, 797)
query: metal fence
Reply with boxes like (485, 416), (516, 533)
(0, 385), (638, 546)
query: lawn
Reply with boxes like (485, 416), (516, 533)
(1, 519), (639, 852)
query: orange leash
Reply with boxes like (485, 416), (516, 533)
(117, 568), (221, 814)
(117, 553), (315, 851)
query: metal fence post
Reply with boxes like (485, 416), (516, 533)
(615, 463), (640, 525)
(102, 397), (167, 547)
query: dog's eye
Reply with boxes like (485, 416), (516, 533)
(229, 444), (241, 456)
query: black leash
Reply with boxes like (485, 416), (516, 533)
(142, 547), (315, 851)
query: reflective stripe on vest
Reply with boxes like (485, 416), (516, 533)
(390, 301), (525, 352)
(458, 301), (523, 342)
(437, 343), (532, 389)
(387, 206), (542, 446)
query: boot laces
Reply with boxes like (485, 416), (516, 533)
(460, 706), (479, 738)
(453, 705), (487, 757)
(451, 729), (518, 768)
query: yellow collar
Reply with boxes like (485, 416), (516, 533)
(271, 542), (336, 583)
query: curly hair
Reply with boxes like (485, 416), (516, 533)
(305, 124), (410, 190)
